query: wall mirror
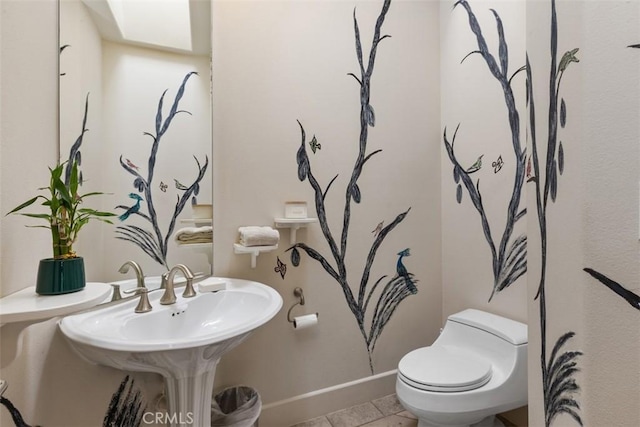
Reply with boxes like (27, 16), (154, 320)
(59, 0), (213, 285)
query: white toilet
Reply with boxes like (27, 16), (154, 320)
(396, 309), (527, 427)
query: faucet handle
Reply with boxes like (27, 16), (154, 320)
(182, 277), (196, 298)
(124, 287), (152, 313)
(110, 284), (123, 302)
(123, 287), (147, 296)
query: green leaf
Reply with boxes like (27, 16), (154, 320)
(78, 208), (116, 217)
(6, 196), (41, 215)
(20, 213), (52, 220)
(53, 177), (72, 206)
(69, 160), (79, 198)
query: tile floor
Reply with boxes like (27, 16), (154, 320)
(289, 394), (417, 427)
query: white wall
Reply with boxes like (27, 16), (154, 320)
(527, 1), (640, 426)
(100, 41), (212, 280)
(59, 0), (106, 278)
(211, 0), (441, 422)
(3, 1), (638, 426)
(581, 2), (640, 424)
(440, 1), (528, 321)
(1, 1), (442, 425)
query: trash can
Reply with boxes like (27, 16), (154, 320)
(211, 386), (261, 427)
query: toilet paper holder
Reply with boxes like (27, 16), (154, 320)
(287, 287), (317, 323)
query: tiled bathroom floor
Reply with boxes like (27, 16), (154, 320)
(289, 394), (418, 427)
(288, 394), (521, 427)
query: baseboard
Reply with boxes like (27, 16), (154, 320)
(259, 369), (398, 427)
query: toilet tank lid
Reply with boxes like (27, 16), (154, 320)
(448, 309), (528, 345)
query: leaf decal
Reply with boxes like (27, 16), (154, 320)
(550, 159), (558, 202)
(456, 184), (463, 204)
(103, 375), (146, 427)
(365, 104), (376, 127)
(353, 184), (362, 203)
(560, 98), (567, 128)
(453, 166), (460, 184)
(291, 247), (300, 267)
(490, 9), (508, 77)
(296, 143), (309, 181)
(584, 268), (640, 311)
(558, 142), (565, 175)
(133, 178), (145, 192)
(545, 332), (583, 427)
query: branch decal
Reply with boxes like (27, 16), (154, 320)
(446, 1), (527, 301)
(115, 73), (209, 269)
(527, 1), (583, 425)
(287, 0), (417, 373)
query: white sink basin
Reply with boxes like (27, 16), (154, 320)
(61, 277), (281, 352)
(59, 277), (282, 426)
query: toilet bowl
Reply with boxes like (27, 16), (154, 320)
(396, 309), (527, 427)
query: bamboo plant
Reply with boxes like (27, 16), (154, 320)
(7, 160), (116, 259)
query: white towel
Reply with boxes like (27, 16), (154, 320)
(238, 226), (279, 247)
(175, 226), (213, 244)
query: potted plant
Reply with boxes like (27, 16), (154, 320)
(6, 160), (116, 295)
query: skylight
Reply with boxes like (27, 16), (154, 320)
(107, 0), (192, 52)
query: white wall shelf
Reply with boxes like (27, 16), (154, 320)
(233, 243), (278, 268)
(179, 218), (212, 227)
(0, 282), (111, 325)
(274, 217), (317, 244)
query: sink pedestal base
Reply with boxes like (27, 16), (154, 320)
(143, 337), (248, 427)
(164, 364), (218, 427)
(67, 335), (250, 427)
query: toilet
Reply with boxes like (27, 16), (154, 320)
(396, 309), (527, 427)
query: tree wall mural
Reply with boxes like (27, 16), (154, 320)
(526, 0), (583, 425)
(285, 0), (418, 374)
(115, 72), (209, 269)
(444, 0), (528, 302)
(448, 1), (584, 425)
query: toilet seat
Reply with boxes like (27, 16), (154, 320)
(398, 346), (492, 392)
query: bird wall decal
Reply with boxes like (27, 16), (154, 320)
(466, 155), (484, 174)
(118, 193), (143, 221)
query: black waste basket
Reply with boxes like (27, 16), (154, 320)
(211, 386), (261, 427)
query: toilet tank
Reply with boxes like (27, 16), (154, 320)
(435, 309), (528, 363)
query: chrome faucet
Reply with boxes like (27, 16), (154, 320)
(118, 260), (145, 289)
(160, 264), (196, 305)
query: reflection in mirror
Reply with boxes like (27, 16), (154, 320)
(59, 0), (213, 287)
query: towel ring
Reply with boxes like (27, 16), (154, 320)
(287, 287), (306, 323)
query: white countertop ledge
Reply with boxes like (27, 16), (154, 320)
(0, 283), (111, 325)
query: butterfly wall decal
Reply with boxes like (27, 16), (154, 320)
(309, 135), (321, 154)
(274, 256), (287, 279)
(492, 155), (504, 173)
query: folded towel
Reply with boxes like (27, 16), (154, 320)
(175, 226), (213, 244)
(238, 226), (279, 247)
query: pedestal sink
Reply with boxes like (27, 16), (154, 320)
(59, 277), (282, 426)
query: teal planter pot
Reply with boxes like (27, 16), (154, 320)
(36, 257), (86, 295)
